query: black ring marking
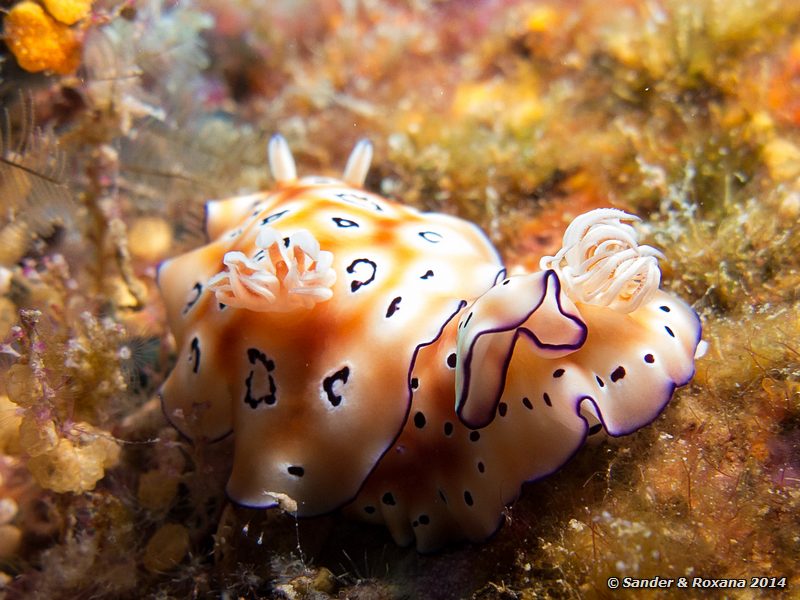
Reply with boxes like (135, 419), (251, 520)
(419, 231), (443, 243)
(287, 466), (304, 477)
(498, 402), (508, 417)
(189, 337), (200, 373)
(443, 422), (454, 436)
(414, 411), (426, 429)
(323, 366), (350, 407)
(610, 366), (626, 382)
(469, 431), (480, 442)
(644, 353), (655, 363)
(335, 191), (384, 212)
(382, 492), (396, 506)
(553, 368), (565, 378)
(522, 397), (533, 410)
(446, 353), (457, 369)
(464, 490), (474, 506)
(183, 282), (203, 314)
(244, 348), (277, 409)
(261, 210), (288, 225)
(660, 305), (671, 312)
(386, 296), (402, 318)
(332, 217), (359, 228)
(346, 258), (377, 292)
(543, 393), (552, 407)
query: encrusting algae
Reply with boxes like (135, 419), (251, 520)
(2, 0), (91, 75)
(0, 0), (799, 598)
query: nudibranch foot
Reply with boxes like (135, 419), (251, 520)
(157, 138), (701, 552)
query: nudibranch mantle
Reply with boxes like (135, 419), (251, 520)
(157, 135), (701, 551)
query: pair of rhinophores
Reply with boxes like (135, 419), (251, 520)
(157, 135), (701, 552)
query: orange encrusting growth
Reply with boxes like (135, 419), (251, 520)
(3, 1), (83, 74)
(41, 0), (92, 25)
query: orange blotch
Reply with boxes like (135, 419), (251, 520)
(767, 39), (800, 126)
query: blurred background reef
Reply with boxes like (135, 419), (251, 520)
(0, 0), (799, 598)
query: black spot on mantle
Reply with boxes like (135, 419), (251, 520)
(386, 296), (402, 318)
(332, 217), (359, 228)
(183, 283), (202, 315)
(189, 337), (200, 374)
(323, 366), (350, 407)
(610, 366), (626, 382)
(346, 258), (377, 293)
(244, 348), (276, 409)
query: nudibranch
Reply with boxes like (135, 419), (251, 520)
(157, 136), (701, 552)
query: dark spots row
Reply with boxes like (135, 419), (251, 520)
(242, 351), (351, 410)
(521, 394), (549, 410)
(412, 514), (430, 528)
(373, 485), (475, 527)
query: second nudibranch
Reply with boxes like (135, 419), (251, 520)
(157, 136), (701, 552)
